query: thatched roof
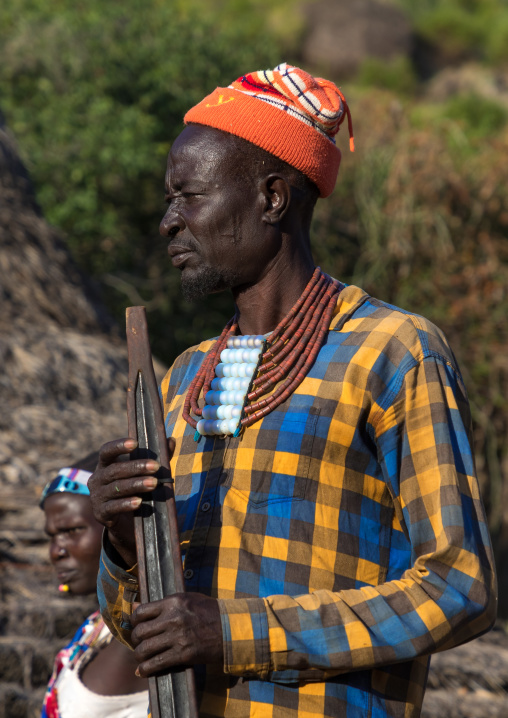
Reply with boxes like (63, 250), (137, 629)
(0, 115), (131, 486)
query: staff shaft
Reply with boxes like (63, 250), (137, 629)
(126, 306), (198, 718)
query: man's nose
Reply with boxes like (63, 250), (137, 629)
(159, 208), (185, 238)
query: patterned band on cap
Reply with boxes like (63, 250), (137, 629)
(40, 467), (92, 507)
(56, 467), (92, 488)
(231, 65), (353, 145)
(184, 63), (354, 198)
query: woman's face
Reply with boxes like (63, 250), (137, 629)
(44, 493), (103, 595)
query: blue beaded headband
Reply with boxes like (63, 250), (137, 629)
(40, 467), (92, 507)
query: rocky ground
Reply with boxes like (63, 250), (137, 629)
(423, 627), (508, 717)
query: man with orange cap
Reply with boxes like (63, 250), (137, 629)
(89, 64), (496, 717)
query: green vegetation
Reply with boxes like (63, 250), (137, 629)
(443, 93), (508, 137)
(0, 0), (302, 358)
(397, 0), (508, 63)
(357, 56), (417, 95)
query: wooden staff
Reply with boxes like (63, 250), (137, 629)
(126, 306), (199, 718)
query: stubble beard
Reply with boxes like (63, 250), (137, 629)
(180, 264), (241, 301)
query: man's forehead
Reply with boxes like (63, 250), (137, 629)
(167, 125), (238, 177)
(174, 123), (235, 150)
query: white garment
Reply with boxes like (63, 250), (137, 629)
(56, 663), (148, 718)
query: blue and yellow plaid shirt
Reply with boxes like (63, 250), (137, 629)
(99, 284), (496, 717)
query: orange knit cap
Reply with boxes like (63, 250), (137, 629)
(184, 63), (354, 198)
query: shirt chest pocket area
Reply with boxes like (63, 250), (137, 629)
(223, 408), (320, 507)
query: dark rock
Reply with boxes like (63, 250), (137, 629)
(422, 688), (508, 718)
(0, 685), (43, 718)
(423, 626), (508, 716)
(1, 687), (29, 718)
(411, 33), (482, 81)
(301, 0), (412, 78)
(427, 637), (508, 693)
(424, 63), (508, 105)
(53, 603), (94, 640)
(29, 649), (53, 689)
(0, 643), (24, 684)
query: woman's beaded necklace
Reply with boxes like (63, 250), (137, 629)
(182, 268), (343, 439)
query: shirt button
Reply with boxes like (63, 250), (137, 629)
(201, 501), (211, 512)
(184, 568), (194, 580)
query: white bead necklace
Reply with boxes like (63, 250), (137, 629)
(195, 334), (265, 437)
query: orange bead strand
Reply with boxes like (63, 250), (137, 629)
(183, 269), (342, 433)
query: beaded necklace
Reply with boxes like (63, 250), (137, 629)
(182, 268), (343, 439)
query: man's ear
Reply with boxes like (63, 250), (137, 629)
(260, 174), (291, 224)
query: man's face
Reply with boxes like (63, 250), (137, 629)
(160, 125), (278, 300)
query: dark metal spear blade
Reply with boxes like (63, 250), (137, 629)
(126, 306), (198, 718)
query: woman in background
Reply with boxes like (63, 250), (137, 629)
(40, 453), (148, 718)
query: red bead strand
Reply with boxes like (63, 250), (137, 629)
(267, 266), (321, 346)
(262, 271), (327, 362)
(241, 284), (339, 427)
(250, 279), (331, 394)
(182, 269), (342, 433)
(250, 284), (332, 394)
(244, 280), (338, 415)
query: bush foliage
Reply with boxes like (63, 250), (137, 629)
(397, 0), (508, 63)
(0, 0), (301, 358)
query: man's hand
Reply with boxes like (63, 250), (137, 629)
(88, 437), (160, 567)
(131, 593), (224, 676)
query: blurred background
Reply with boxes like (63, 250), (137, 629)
(0, 0), (507, 716)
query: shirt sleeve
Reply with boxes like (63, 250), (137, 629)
(97, 533), (140, 648)
(218, 356), (497, 683)
(97, 358), (180, 648)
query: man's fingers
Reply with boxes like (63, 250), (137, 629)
(133, 629), (168, 660)
(102, 474), (158, 497)
(131, 598), (179, 646)
(131, 621), (166, 649)
(96, 476), (160, 521)
(88, 473), (159, 531)
(89, 449), (160, 504)
(99, 459), (160, 484)
(88, 469), (159, 521)
(101, 495), (144, 517)
(130, 594), (224, 668)
(99, 457), (159, 482)
(136, 648), (186, 677)
(97, 437), (138, 466)
(132, 599), (166, 625)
